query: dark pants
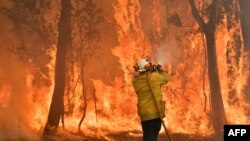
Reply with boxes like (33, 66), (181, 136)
(141, 118), (161, 141)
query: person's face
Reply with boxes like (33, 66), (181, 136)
(145, 62), (152, 71)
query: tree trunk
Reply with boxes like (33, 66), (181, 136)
(239, 0), (250, 50)
(78, 55), (87, 132)
(189, 0), (226, 133)
(43, 0), (71, 135)
(239, 0), (250, 100)
(205, 28), (226, 132)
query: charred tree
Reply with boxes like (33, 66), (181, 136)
(239, 0), (250, 50)
(43, 0), (71, 135)
(72, 0), (102, 132)
(189, 0), (226, 133)
(239, 0), (250, 101)
(78, 56), (87, 132)
(223, 0), (242, 105)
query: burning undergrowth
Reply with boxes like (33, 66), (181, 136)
(0, 0), (250, 140)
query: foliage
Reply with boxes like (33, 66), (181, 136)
(73, 0), (103, 58)
(0, 0), (58, 86)
(64, 0), (103, 116)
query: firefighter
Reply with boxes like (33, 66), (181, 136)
(132, 58), (169, 141)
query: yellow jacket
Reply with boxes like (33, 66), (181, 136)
(133, 70), (169, 121)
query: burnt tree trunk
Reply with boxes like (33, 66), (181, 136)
(239, 0), (250, 101)
(205, 29), (226, 132)
(239, 0), (250, 50)
(224, 0), (242, 105)
(78, 55), (87, 132)
(43, 0), (71, 135)
(189, 0), (226, 132)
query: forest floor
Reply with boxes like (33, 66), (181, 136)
(41, 131), (222, 141)
(5, 130), (223, 141)
(88, 131), (223, 141)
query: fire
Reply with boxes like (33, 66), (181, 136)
(0, 84), (11, 108)
(112, 0), (153, 83)
(112, 0), (213, 136)
(0, 45), (55, 139)
(28, 45), (56, 131)
(1, 0), (250, 140)
(216, 21), (250, 125)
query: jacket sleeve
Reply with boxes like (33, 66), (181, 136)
(154, 70), (169, 85)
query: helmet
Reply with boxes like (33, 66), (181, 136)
(137, 58), (150, 72)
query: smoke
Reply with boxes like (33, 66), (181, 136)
(0, 12), (31, 139)
(154, 40), (179, 67)
(155, 46), (168, 66)
(0, 47), (36, 139)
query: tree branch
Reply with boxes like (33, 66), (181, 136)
(208, 0), (220, 30)
(189, 0), (206, 30)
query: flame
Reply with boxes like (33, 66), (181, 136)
(0, 84), (11, 108)
(111, 0), (213, 136)
(27, 45), (56, 131)
(112, 0), (153, 83)
(0, 45), (56, 140)
(1, 0), (250, 140)
(216, 14), (250, 124)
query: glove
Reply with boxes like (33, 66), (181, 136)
(151, 64), (163, 72)
(156, 64), (161, 71)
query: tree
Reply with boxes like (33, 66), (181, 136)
(43, 0), (71, 135)
(239, 0), (250, 50)
(239, 0), (250, 100)
(72, 0), (102, 132)
(189, 0), (226, 132)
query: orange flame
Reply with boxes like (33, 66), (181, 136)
(1, 0), (250, 139)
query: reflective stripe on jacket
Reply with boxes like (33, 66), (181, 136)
(132, 70), (169, 121)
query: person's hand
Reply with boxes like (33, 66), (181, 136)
(156, 64), (161, 71)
